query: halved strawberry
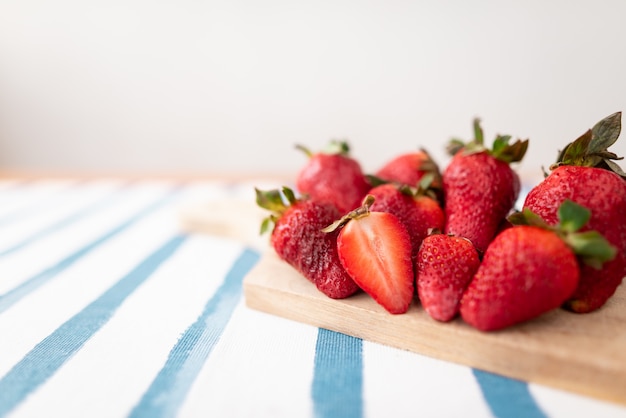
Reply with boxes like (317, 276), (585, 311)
(368, 176), (445, 260)
(324, 196), (414, 314)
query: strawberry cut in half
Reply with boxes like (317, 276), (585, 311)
(324, 195), (414, 314)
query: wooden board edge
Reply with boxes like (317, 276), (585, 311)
(242, 254), (626, 406)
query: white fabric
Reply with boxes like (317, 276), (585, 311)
(0, 179), (624, 418)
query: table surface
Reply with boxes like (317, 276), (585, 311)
(0, 177), (625, 418)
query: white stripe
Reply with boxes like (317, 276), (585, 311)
(529, 383), (626, 417)
(362, 341), (493, 418)
(0, 198), (181, 378)
(178, 302), (318, 418)
(0, 180), (78, 219)
(8, 236), (243, 418)
(0, 180), (123, 252)
(0, 182), (172, 294)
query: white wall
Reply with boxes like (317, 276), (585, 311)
(1, 0), (625, 177)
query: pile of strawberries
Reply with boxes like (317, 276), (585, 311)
(256, 112), (626, 332)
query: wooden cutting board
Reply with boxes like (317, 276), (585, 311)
(179, 198), (626, 406)
(243, 251), (626, 406)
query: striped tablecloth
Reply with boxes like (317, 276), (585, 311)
(0, 177), (625, 418)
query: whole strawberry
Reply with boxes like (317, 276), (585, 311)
(256, 187), (360, 299)
(443, 119), (528, 253)
(295, 140), (371, 214)
(460, 200), (616, 331)
(374, 148), (443, 199)
(368, 178), (445, 259)
(324, 196), (414, 314)
(416, 233), (480, 322)
(523, 112), (626, 313)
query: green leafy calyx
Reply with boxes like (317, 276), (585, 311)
(508, 199), (617, 269)
(366, 147), (443, 202)
(447, 118), (528, 164)
(551, 111), (625, 178)
(255, 186), (299, 235)
(295, 140), (350, 158)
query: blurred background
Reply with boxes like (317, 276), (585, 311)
(0, 0), (625, 178)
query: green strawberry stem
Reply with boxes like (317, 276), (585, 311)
(508, 199), (617, 269)
(294, 144), (314, 158)
(419, 147), (444, 189)
(366, 168), (441, 203)
(447, 118), (529, 163)
(364, 174), (389, 188)
(566, 231), (617, 269)
(392, 173), (437, 199)
(473, 118), (485, 145)
(551, 111), (626, 178)
(255, 186), (298, 235)
(322, 195), (375, 233)
(295, 140), (350, 158)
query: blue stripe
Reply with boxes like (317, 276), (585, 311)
(473, 369), (548, 418)
(312, 329), (363, 418)
(0, 188), (180, 315)
(0, 235), (187, 418)
(0, 185), (128, 257)
(128, 248), (260, 418)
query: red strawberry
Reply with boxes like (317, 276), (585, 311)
(295, 140), (371, 213)
(324, 196), (414, 314)
(368, 179), (445, 259)
(443, 119), (528, 253)
(460, 201), (616, 331)
(416, 233), (480, 322)
(256, 187), (359, 299)
(375, 148), (443, 198)
(523, 112), (626, 313)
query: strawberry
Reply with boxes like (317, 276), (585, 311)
(295, 140), (371, 214)
(460, 200), (616, 331)
(416, 233), (480, 322)
(368, 177), (445, 259)
(443, 119), (528, 253)
(374, 148), (443, 199)
(324, 196), (414, 314)
(523, 112), (626, 313)
(256, 187), (360, 299)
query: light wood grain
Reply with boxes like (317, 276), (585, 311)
(244, 250), (626, 406)
(178, 199), (270, 250)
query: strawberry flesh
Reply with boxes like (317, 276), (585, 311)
(337, 211), (414, 314)
(369, 184), (445, 259)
